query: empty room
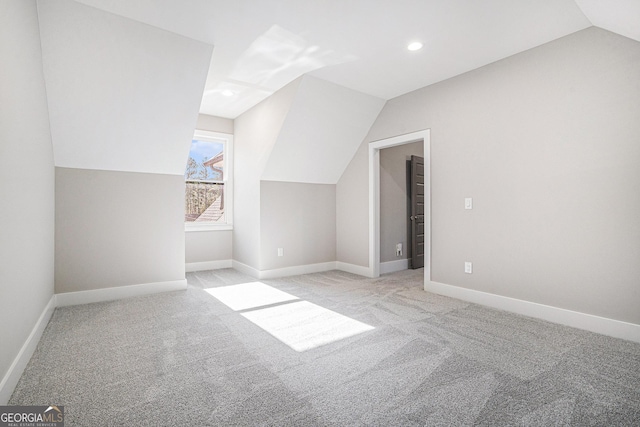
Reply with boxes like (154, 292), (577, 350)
(1, 0), (639, 425)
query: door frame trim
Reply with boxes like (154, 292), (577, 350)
(368, 129), (431, 280)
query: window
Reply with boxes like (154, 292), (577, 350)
(184, 130), (233, 231)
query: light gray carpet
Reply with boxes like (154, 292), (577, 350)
(9, 269), (640, 426)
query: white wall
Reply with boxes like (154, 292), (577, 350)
(233, 79), (302, 269)
(0, 0), (55, 402)
(380, 142), (423, 263)
(262, 76), (384, 184)
(260, 181), (336, 270)
(338, 27), (640, 325)
(235, 75), (384, 274)
(55, 168), (185, 293)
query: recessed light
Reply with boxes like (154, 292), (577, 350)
(221, 90), (234, 97)
(407, 42), (423, 51)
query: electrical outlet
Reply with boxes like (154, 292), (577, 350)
(464, 262), (473, 274)
(396, 243), (403, 257)
(277, 248), (284, 257)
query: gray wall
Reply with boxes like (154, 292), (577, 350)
(185, 231), (232, 264)
(260, 181), (336, 270)
(380, 142), (423, 263)
(336, 141), (371, 267)
(0, 0), (55, 398)
(56, 168), (185, 293)
(185, 114), (234, 265)
(338, 27), (640, 324)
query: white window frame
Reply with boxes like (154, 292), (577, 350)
(184, 130), (233, 232)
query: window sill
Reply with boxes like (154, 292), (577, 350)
(185, 223), (233, 232)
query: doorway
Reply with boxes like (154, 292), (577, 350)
(368, 130), (431, 282)
(377, 143), (424, 273)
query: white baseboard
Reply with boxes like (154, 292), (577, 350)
(258, 261), (337, 279)
(232, 260), (374, 279)
(335, 261), (374, 278)
(56, 279), (188, 307)
(232, 260), (341, 279)
(0, 295), (56, 405)
(186, 259), (233, 272)
(231, 260), (261, 278)
(379, 259), (409, 275)
(426, 280), (640, 344)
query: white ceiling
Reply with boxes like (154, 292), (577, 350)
(73, 0), (640, 119)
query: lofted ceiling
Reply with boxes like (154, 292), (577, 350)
(38, 0), (213, 175)
(73, 0), (640, 119)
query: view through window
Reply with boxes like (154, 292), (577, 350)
(185, 131), (230, 225)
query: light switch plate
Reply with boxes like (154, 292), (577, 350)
(465, 198), (473, 210)
(464, 262), (473, 274)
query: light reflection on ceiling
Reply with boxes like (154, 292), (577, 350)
(200, 25), (356, 118)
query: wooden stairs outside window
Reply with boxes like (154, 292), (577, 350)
(195, 194), (224, 222)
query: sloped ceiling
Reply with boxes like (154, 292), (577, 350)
(261, 76), (385, 184)
(64, 0), (587, 119)
(36, 0), (640, 181)
(38, 0), (212, 175)
(69, 1), (639, 119)
(575, 0), (640, 42)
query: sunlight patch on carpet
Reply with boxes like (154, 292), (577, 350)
(205, 282), (298, 311)
(206, 282), (374, 351)
(241, 300), (375, 352)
